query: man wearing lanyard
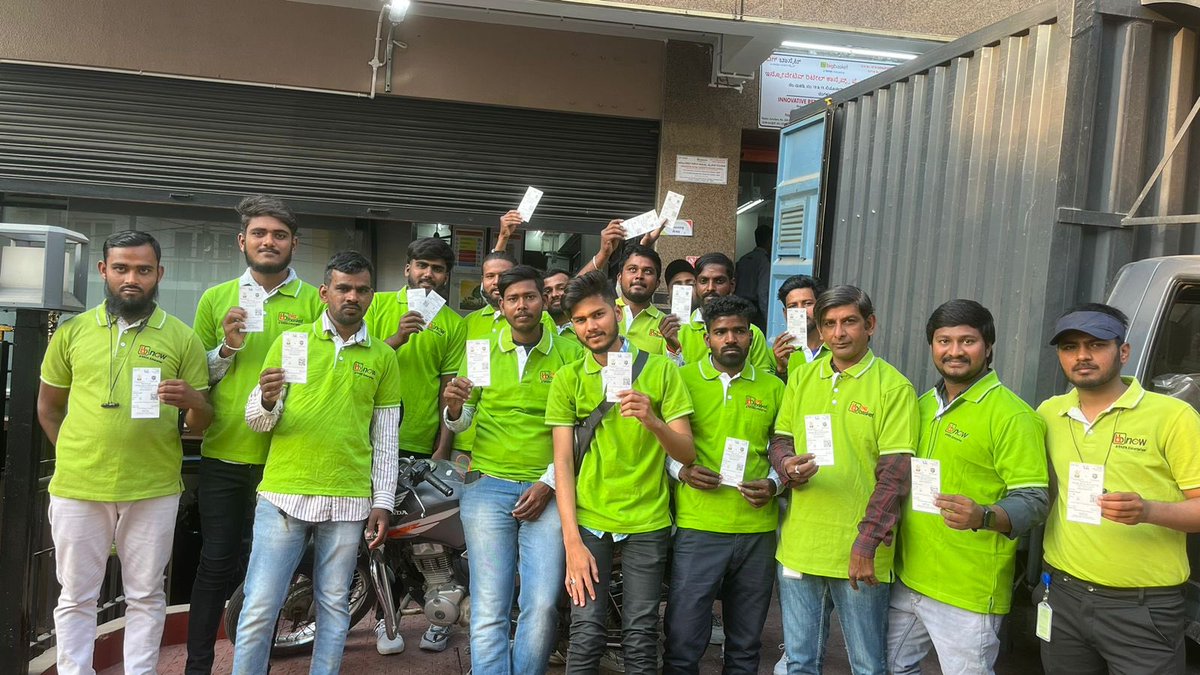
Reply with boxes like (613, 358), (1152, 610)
(546, 270), (695, 674)
(442, 264), (583, 675)
(665, 295), (784, 675)
(542, 268), (581, 347)
(38, 231), (212, 675)
(678, 252), (774, 374)
(770, 274), (828, 379)
(767, 285), (918, 675)
(1036, 303), (1200, 674)
(233, 251), (402, 674)
(186, 195), (323, 674)
(888, 300), (1049, 675)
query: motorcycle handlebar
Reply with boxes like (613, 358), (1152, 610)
(425, 471), (454, 497)
(410, 459), (455, 497)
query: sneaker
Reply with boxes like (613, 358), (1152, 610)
(709, 613), (725, 645)
(374, 619), (405, 655)
(773, 646), (788, 675)
(420, 623), (452, 652)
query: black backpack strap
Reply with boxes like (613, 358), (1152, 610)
(572, 350), (651, 472)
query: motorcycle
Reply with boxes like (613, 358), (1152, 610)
(223, 458), (470, 654)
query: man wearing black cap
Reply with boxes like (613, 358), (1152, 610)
(1036, 302), (1200, 674)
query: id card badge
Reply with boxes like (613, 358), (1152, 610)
(466, 339), (491, 387)
(1066, 462), (1104, 525)
(720, 437), (749, 487)
(604, 352), (633, 403)
(1036, 601), (1053, 642)
(282, 332), (308, 384)
(910, 458), (942, 514)
(786, 308), (807, 348)
(239, 285), (267, 333)
(804, 414), (835, 466)
(131, 367), (161, 419)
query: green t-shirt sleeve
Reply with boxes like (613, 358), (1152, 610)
(375, 350), (404, 408)
(180, 333), (211, 391)
(878, 382), (918, 455)
(1164, 405), (1200, 491)
(544, 369), (577, 426)
(262, 334), (285, 371)
(657, 362), (694, 423)
(768, 375), (785, 434)
(441, 315), (466, 377)
(749, 327), (776, 376)
(775, 376), (798, 437)
(193, 289), (222, 351)
(363, 298), (385, 341)
(993, 409), (1050, 490)
(40, 322), (73, 388)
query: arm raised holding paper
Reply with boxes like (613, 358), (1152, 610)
(385, 310), (425, 349)
(493, 210), (522, 253)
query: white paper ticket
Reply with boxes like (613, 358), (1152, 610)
(910, 458), (942, 514)
(1067, 462), (1104, 525)
(407, 288), (428, 319)
(786, 307), (807, 348)
(282, 332), (308, 384)
(671, 284), (693, 320)
(517, 186), (543, 222)
(466, 339), (491, 387)
(604, 352), (633, 403)
(621, 210), (661, 240)
(131, 367), (161, 419)
(421, 290), (446, 326)
(804, 414), (835, 466)
(659, 191), (685, 226)
(720, 437), (750, 487)
(239, 285), (267, 333)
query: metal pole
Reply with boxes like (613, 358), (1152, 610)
(0, 309), (50, 669)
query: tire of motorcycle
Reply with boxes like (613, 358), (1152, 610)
(222, 560), (375, 656)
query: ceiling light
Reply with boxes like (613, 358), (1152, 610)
(780, 41), (918, 61)
(736, 199), (765, 215)
(388, 0), (411, 24)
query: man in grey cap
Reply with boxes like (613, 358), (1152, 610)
(1036, 302), (1200, 674)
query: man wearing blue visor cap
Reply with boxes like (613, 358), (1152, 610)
(1036, 302), (1200, 675)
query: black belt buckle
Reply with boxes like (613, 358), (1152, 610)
(465, 470), (482, 484)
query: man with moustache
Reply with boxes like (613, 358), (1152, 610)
(546, 271), (696, 673)
(235, 251), (402, 674)
(1036, 303), (1200, 674)
(615, 244), (683, 357)
(186, 195), (324, 674)
(768, 285), (918, 675)
(771, 274), (828, 379)
(542, 268), (581, 347)
(38, 231), (212, 675)
(888, 300), (1049, 675)
(678, 253), (774, 374)
(442, 265), (583, 674)
(665, 295), (784, 675)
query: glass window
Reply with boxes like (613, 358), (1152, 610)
(1146, 282), (1200, 413)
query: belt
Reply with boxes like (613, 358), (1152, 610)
(1044, 565), (1185, 600)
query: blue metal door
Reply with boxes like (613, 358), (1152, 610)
(766, 110), (830, 340)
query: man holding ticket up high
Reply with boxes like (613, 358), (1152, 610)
(1035, 303), (1200, 675)
(888, 300), (1048, 675)
(767, 285), (917, 675)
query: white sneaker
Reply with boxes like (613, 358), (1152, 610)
(709, 613), (725, 645)
(375, 619), (405, 655)
(773, 647), (788, 675)
(420, 623), (452, 652)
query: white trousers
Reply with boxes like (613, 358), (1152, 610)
(49, 494), (180, 675)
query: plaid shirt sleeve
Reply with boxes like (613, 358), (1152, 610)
(853, 453), (911, 559)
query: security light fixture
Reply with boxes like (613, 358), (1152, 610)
(780, 41), (918, 61)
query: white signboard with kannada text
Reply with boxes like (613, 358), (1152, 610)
(759, 53), (896, 129)
(675, 155), (729, 185)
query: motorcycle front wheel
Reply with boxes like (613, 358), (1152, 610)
(223, 561), (375, 656)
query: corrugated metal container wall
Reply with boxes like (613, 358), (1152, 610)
(817, 0), (1200, 404)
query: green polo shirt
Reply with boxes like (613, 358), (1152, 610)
(257, 320), (403, 497)
(678, 309), (775, 375)
(897, 371), (1048, 614)
(40, 303), (209, 502)
(617, 298), (669, 355)
(554, 321), (582, 348)
(787, 344), (831, 378)
(194, 275), (323, 464)
(1040, 378), (1200, 588)
(775, 349), (918, 580)
(456, 305), (556, 451)
(365, 287), (467, 455)
(676, 359), (784, 534)
(545, 345), (693, 533)
(463, 325), (583, 482)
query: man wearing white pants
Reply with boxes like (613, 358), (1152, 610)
(38, 231), (212, 675)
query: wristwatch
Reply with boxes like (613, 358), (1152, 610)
(973, 505), (994, 532)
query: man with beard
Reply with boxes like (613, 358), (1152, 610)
(664, 295), (784, 675)
(547, 271), (695, 674)
(888, 300), (1049, 675)
(38, 231), (212, 675)
(235, 251), (402, 674)
(1035, 303), (1200, 674)
(767, 285), (917, 675)
(678, 253), (774, 374)
(186, 195), (324, 674)
(771, 274), (828, 379)
(542, 268), (581, 347)
(442, 265), (583, 674)
(616, 244), (682, 357)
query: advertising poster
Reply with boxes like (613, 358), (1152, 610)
(759, 53), (895, 128)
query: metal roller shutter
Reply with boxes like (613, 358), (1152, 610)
(0, 64), (660, 231)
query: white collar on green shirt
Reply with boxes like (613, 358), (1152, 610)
(238, 267), (300, 297)
(700, 354), (757, 396)
(817, 349), (878, 381)
(319, 311), (370, 348)
(932, 369), (1002, 416)
(96, 302), (168, 332)
(1057, 376), (1147, 432)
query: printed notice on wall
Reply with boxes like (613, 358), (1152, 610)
(759, 52), (898, 129)
(675, 155), (729, 185)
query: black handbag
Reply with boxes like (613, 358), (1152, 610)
(572, 350), (649, 475)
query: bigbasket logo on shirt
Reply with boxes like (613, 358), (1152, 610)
(277, 312), (305, 326)
(427, 323), (447, 337)
(1112, 432), (1149, 451)
(539, 370), (555, 384)
(649, 328), (663, 338)
(745, 395), (769, 413)
(352, 362), (378, 379)
(137, 345), (169, 363)
(848, 401), (875, 418)
(944, 423), (970, 441)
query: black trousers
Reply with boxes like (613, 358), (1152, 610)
(185, 457), (263, 675)
(1037, 568), (1186, 675)
(663, 529), (776, 675)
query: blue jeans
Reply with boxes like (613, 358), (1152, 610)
(778, 569), (890, 675)
(231, 498), (363, 675)
(461, 476), (565, 675)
